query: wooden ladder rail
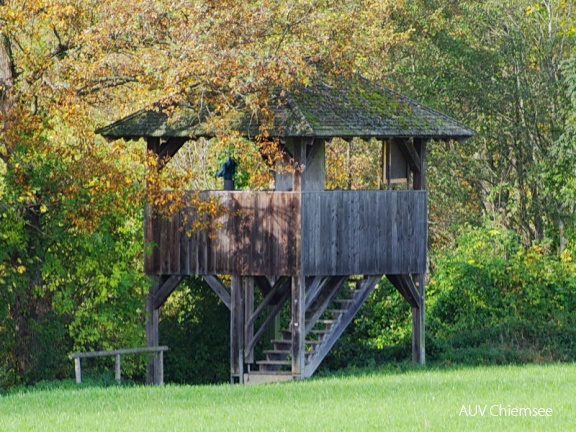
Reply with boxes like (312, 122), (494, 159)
(304, 276), (380, 378)
(304, 276), (349, 336)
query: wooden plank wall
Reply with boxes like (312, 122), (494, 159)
(301, 190), (427, 275)
(145, 192), (300, 276)
(146, 190), (426, 277)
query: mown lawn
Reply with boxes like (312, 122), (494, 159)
(1, 363), (573, 431)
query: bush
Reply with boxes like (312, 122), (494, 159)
(428, 226), (576, 363)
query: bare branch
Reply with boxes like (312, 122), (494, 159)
(76, 76), (138, 96)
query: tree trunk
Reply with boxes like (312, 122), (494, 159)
(0, 31), (15, 113)
(1, 21), (16, 165)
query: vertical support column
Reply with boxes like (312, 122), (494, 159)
(145, 137), (162, 384)
(291, 132), (306, 379)
(412, 273), (425, 365)
(146, 277), (161, 384)
(293, 137), (303, 192)
(412, 138), (427, 365)
(244, 276), (255, 365)
(412, 138), (427, 191)
(291, 274), (305, 379)
(230, 275), (244, 383)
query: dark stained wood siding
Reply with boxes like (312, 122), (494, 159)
(145, 192), (300, 276)
(146, 190), (426, 277)
(301, 190), (427, 275)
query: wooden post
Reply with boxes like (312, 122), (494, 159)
(244, 277), (255, 365)
(115, 354), (121, 381)
(146, 278), (161, 384)
(230, 275), (244, 383)
(158, 350), (164, 385)
(74, 357), (82, 384)
(412, 138), (427, 365)
(412, 138), (427, 190)
(291, 274), (305, 379)
(291, 134), (306, 379)
(293, 138), (303, 192)
(412, 274), (426, 365)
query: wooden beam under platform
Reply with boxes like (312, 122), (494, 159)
(203, 275), (231, 310)
(153, 275), (185, 309)
(386, 274), (420, 309)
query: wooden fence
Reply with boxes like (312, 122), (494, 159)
(69, 346), (168, 385)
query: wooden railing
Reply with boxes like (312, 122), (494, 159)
(301, 190), (427, 275)
(146, 192), (300, 275)
(145, 190), (427, 277)
(69, 346), (168, 385)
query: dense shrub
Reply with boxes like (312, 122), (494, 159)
(427, 226), (576, 363)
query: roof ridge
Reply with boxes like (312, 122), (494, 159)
(285, 92), (315, 136)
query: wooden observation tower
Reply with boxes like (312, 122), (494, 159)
(97, 76), (474, 384)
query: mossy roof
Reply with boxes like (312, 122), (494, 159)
(96, 76), (475, 140)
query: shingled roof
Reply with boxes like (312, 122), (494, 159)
(96, 76), (475, 140)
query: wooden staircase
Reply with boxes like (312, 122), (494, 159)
(248, 275), (380, 383)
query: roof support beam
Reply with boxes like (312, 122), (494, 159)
(153, 275), (185, 309)
(146, 137), (189, 171)
(412, 138), (427, 190)
(158, 137), (188, 160)
(396, 138), (421, 174)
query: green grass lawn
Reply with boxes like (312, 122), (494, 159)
(1, 363), (574, 431)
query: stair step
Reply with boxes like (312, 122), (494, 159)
(257, 360), (291, 366)
(333, 299), (355, 305)
(342, 288), (360, 294)
(306, 319), (335, 325)
(325, 309), (345, 314)
(245, 372), (293, 385)
(311, 328), (329, 334)
(264, 350), (290, 361)
(263, 349), (290, 355)
(305, 340), (323, 345)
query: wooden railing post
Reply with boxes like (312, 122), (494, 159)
(158, 350), (164, 385)
(115, 354), (121, 381)
(74, 358), (82, 384)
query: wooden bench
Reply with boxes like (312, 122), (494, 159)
(69, 346), (168, 385)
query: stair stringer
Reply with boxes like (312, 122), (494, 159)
(303, 275), (382, 378)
